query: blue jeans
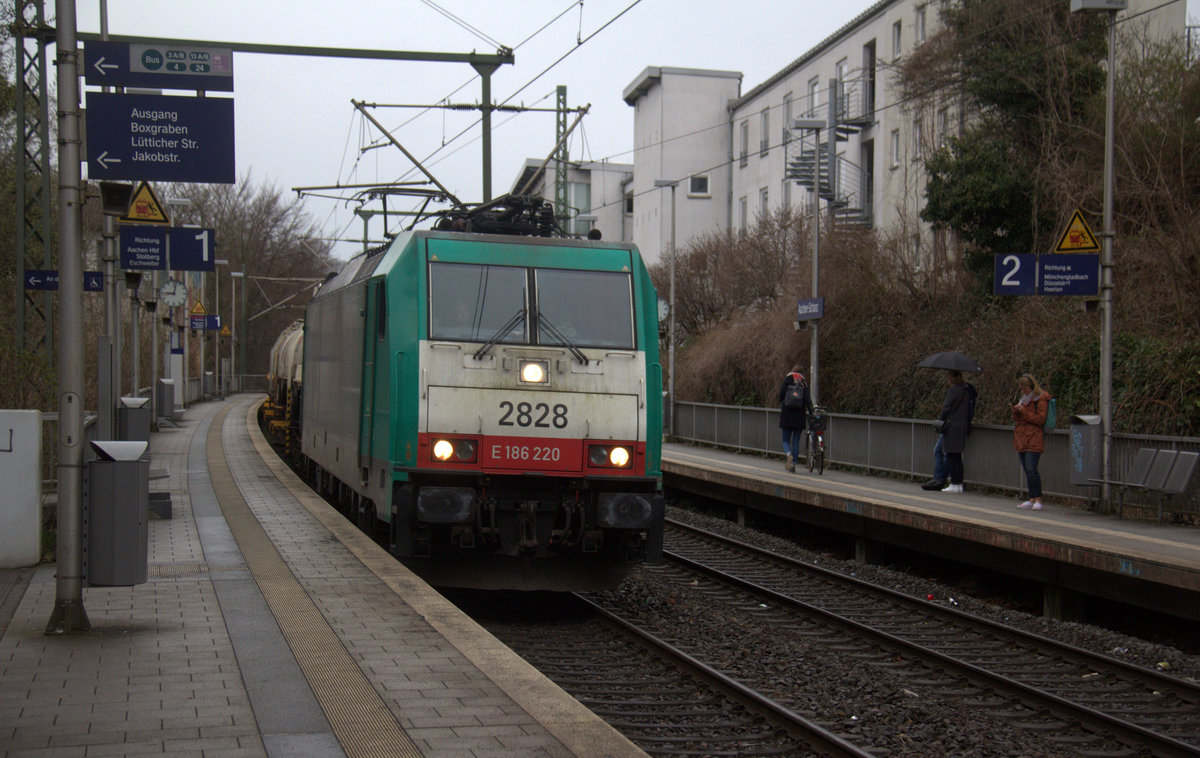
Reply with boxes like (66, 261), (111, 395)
(933, 435), (947, 481)
(782, 427), (804, 458)
(1019, 451), (1042, 498)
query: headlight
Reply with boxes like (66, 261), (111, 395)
(432, 438), (477, 463)
(433, 439), (455, 461)
(520, 359), (548, 383)
(608, 446), (630, 467)
(588, 444), (632, 468)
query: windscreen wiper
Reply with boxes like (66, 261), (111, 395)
(473, 308), (526, 361)
(538, 311), (588, 364)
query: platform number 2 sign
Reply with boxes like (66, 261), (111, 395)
(993, 254), (1037, 296)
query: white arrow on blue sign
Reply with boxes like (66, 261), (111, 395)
(85, 91), (235, 184)
(25, 270), (104, 291)
(84, 40), (234, 91)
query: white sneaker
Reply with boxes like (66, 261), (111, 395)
(1031, 501), (1043, 510)
(1018, 500), (1033, 509)
(942, 483), (962, 493)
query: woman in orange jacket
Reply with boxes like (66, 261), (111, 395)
(1012, 373), (1052, 509)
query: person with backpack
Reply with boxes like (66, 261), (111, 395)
(936, 370), (974, 492)
(778, 366), (814, 472)
(1012, 372), (1053, 510)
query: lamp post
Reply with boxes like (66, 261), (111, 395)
(654, 179), (679, 437)
(230, 271), (243, 392)
(214, 259), (228, 398)
(1071, 0), (1124, 511)
(792, 117), (825, 405)
(166, 198), (192, 408)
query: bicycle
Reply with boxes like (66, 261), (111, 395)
(806, 405), (826, 475)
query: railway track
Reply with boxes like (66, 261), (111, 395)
(479, 593), (874, 757)
(618, 517), (1200, 757)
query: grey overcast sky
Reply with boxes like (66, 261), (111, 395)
(75, 0), (1198, 260)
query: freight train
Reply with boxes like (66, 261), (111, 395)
(264, 195), (664, 591)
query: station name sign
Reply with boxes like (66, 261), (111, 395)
(85, 92), (235, 184)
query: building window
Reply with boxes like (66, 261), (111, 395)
(568, 182), (591, 235)
(624, 192), (633, 215)
(913, 119), (924, 159)
(835, 58), (848, 119)
(783, 93), (793, 142)
(739, 196), (748, 232)
(937, 107), (949, 147)
(915, 5), (926, 44)
(782, 178), (792, 210)
(892, 20), (902, 59)
(740, 120), (749, 167)
(889, 129), (900, 168)
(688, 174), (710, 197)
(760, 108), (770, 156)
(759, 187), (769, 219)
(808, 77), (820, 118)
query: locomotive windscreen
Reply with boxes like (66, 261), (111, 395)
(535, 269), (634, 349)
(428, 262), (635, 350)
(429, 262), (527, 342)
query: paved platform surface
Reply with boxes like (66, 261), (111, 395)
(663, 442), (1200, 610)
(0, 396), (646, 758)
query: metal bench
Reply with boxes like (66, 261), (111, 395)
(1093, 448), (1200, 521)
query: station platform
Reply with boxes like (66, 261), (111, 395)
(663, 442), (1200, 621)
(0, 396), (647, 758)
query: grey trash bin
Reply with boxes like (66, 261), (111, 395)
(118, 396), (152, 442)
(85, 440), (149, 586)
(157, 378), (176, 421)
(1070, 414), (1102, 487)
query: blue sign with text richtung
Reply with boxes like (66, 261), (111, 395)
(120, 226), (168, 270)
(85, 92), (235, 183)
(1039, 254), (1100, 296)
(994, 254), (1100, 297)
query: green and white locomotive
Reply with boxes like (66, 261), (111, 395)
(286, 199), (664, 591)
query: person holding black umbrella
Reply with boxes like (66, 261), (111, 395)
(936, 370), (974, 492)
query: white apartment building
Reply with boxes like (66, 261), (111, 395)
(624, 0), (1187, 266)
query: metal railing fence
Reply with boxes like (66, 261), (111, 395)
(672, 401), (1200, 511)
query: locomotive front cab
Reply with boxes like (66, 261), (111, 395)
(392, 234), (664, 588)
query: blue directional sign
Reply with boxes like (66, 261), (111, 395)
(994, 254), (1100, 296)
(1039, 254), (1099, 296)
(85, 92), (235, 183)
(25, 270), (58, 290)
(84, 40), (234, 91)
(25, 270), (104, 291)
(190, 315), (220, 331)
(169, 227), (217, 272)
(120, 226), (168, 270)
(994, 254), (1038, 296)
(796, 297), (825, 321)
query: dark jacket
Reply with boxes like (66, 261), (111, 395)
(1013, 391), (1051, 454)
(938, 381), (973, 454)
(778, 372), (813, 430)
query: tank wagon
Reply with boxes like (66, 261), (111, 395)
(270, 202), (664, 590)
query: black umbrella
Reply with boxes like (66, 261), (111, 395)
(917, 351), (983, 373)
